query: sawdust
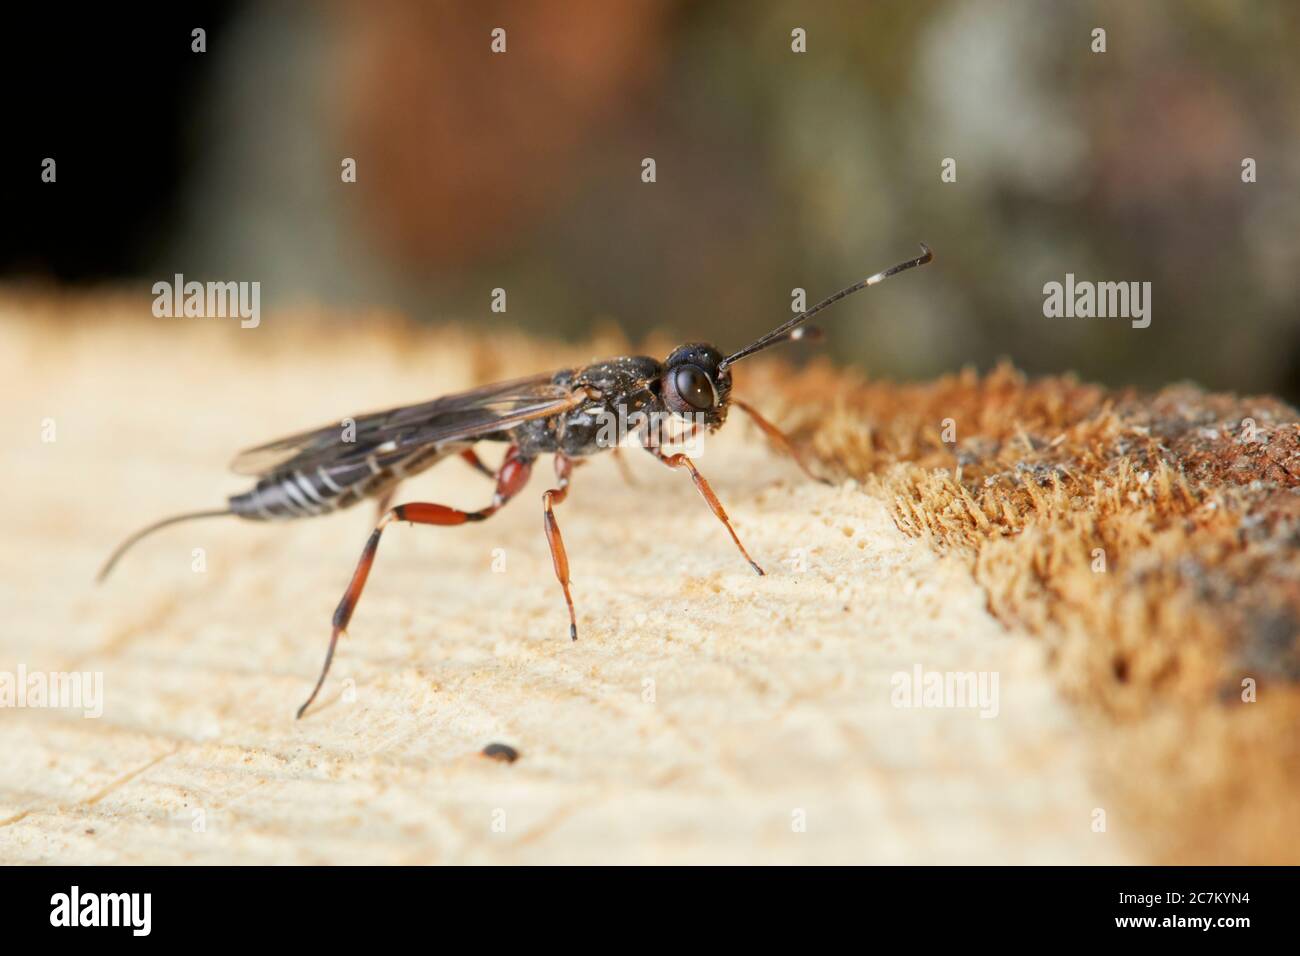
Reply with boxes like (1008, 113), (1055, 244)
(758, 361), (1300, 863)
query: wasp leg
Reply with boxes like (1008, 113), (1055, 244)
(542, 454), (579, 642)
(460, 448), (497, 479)
(731, 398), (830, 485)
(298, 446), (534, 719)
(373, 450), (495, 519)
(648, 447), (764, 576)
(610, 447), (637, 485)
(374, 483), (400, 518)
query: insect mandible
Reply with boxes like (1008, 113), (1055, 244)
(100, 244), (933, 717)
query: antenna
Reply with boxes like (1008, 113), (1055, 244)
(719, 243), (933, 370)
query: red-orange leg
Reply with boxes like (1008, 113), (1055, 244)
(650, 448), (764, 576)
(460, 448), (496, 479)
(374, 449), (497, 518)
(731, 398), (830, 485)
(297, 446), (534, 719)
(542, 454), (578, 641)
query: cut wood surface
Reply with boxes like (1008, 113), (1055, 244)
(0, 294), (1293, 863)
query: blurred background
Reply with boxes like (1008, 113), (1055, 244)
(5, 0), (1300, 400)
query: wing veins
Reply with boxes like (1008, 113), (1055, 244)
(230, 372), (578, 478)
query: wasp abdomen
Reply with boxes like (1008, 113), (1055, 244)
(229, 446), (450, 521)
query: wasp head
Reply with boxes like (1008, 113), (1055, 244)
(660, 343), (731, 428)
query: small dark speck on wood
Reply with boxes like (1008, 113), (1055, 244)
(481, 742), (520, 763)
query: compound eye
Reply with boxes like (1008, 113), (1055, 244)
(673, 364), (716, 411)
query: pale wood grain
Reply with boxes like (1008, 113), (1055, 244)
(0, 300), (1129, 864)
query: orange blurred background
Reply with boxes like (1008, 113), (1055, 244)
(6, 1), (1300, 398)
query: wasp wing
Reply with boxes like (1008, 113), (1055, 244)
(229, 371), (579, 478)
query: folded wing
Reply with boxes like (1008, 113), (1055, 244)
(229, 371), (579, 478)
